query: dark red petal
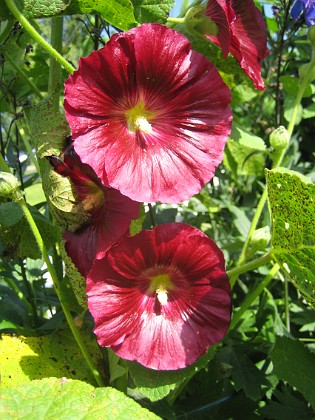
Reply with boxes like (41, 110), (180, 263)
(206, 0), (268, 90)
(65, 24), (232, 203)
(87, 223), (231, 370)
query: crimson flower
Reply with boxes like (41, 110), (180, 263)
(50, 146), (140, 277)
(205, 0), (269, 90)
(87, 223), (231, 370)
(64, 23), (232, 204)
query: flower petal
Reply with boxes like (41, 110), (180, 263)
(87, 223), (231, 370)
(65, 24), (232, 203)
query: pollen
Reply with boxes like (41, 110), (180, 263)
(126, 102), (154, 134)
(148, 273), (174, 305)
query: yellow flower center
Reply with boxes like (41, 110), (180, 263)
(82, 182), (104, 212)
(126, 102), (153, 134)
(148, 273), (174, 305)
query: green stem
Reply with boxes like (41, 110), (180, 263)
(16, 123), (40, 174)
(233, 48), (315, 285)
(0, 18), (15, 44)
(166, 17), (185, 25)
(48, 17), (63, 110)
(227, 252), (272, 286)
(2, 49), (43, 99)
(16, 196), (105, 387)
(4, 0), (75, 74)
(229, 263), (280, 330)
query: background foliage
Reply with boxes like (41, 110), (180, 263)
(0, 0), (314, 418)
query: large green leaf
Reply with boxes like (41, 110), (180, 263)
(131, 0), (175, 23)
(271, 336), (315, 410)
(77, 0), (137, 30)
(0, 377), (159, 419)
(127, 345), (217, 401)
(0, 332), (102, 388)
(266, 168), (315, 307)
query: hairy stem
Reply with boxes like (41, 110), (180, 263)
(48, 17), (64, 110)
(4, 0), (75, 74)
(16, 196), (105, 387)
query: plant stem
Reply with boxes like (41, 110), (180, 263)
(167, 17), (185, 25)
(48, 17), (64, 110)
(4, 0), (75, 74)
(16, 195), (105, 387)
(148, 203), (156, 227)
(2, 49), (43, 99)
(232, 47), (315, 286)
(229, 263), (280, 330)
(227, 252), (272, 285)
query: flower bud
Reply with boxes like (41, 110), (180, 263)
(0, 171), (21, 199)
(269, 126), (289, 151)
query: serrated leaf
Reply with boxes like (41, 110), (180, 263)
(78, 0), (137, 30)
(271, 336), (315, 409)
(266, 168), (315, 307)
(131, 0), (175, 23)
(0, 332), (102, 388)
(127, 346), (217, 401)
(0, 378), (159, 419)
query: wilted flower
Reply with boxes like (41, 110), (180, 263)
(64, 23), (232, 204)
(205, 0), (269, 90)
(87, 223), (231, 370)
(291, 0), (315, 27)
(50, 146), (140, 276)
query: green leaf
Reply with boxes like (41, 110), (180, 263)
(266, 168), (315, 307)
(284, 95), (303, 125)
(271, 336), (315, 409)
(229, 123), (266, 151)
(217, 346), (269, 401)
(16, 0), (70, 18)
(302, 102), (315, 119)
(0, 332), (102, 388)
(0, 377), (160, 419)
(127, 345), (217, 401)
(0, 202), (23, 227)
(25, 100), (68, 159)
(77, 0), (137, 30)
(131, 0), (175, 23)
(24, 183), (46, 206)
(280, 75), (315, 98)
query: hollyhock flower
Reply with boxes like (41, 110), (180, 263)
(64, 23), (232, 204)
(291, 0), (315, 27)
(50, 145), (140, 276)
(205, 0), (269, 90)
(87, 223), (231, 370)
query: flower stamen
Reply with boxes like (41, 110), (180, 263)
(126, 102), (153, 134)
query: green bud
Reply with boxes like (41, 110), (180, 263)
(307, 25), (315, 47)
(0, 171), (21, 200)
(251, 226), (271, 252)
(185, 6), (218, 38)
(269, 126), (289, 151)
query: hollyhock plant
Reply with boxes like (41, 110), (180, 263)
(50, 145), (140, 276)
(205, 0), (269, 90)
(291, 0), (315, 26)
(87, 223), (231, 370)
(64, 23), (232, 204)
